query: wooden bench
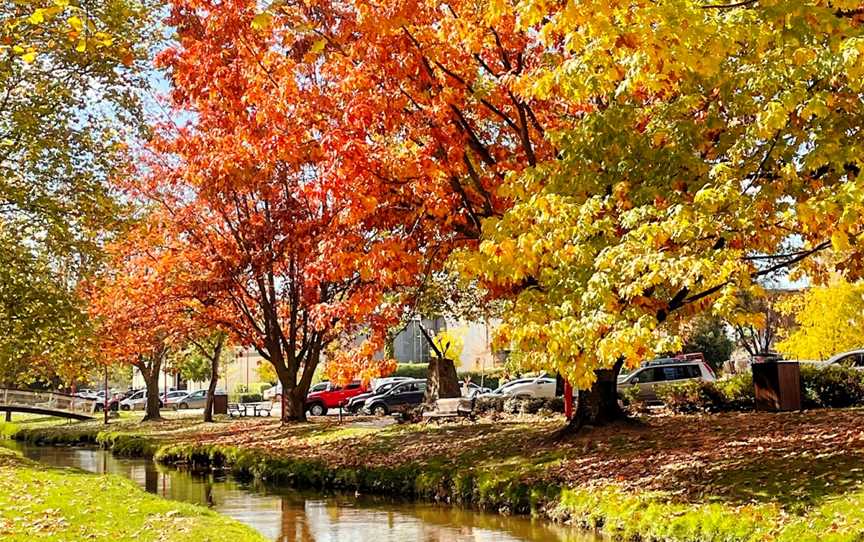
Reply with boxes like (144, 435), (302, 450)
(422, 397), (475, 421)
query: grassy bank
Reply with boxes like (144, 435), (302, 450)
(4, 409), (864, 541)
(0, 446), (267, 542)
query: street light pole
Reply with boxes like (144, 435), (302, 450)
(103, 366), (109, 425)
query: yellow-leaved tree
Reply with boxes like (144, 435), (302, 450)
(776, 280), (864, 361)
(457, 0), (864, 429)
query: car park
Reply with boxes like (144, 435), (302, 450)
(618, 358), (716, 402)
(305, 381), (367, 416)
(362, 379), (427, 416)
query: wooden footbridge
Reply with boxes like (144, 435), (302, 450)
(0, 389), (97, 420)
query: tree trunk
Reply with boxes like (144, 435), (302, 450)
(203, 338), (224, 423)
(555, 359), (626, 438)
(4, 411), (10, 422)
(142, 370), (162, 422)
(425, 357), (461, 403)
(203, 356), (219, 423)
(283, 384), (307, 422)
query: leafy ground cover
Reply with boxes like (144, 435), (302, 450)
(4, 409), (864, 540)
(0, 446), (267, 542)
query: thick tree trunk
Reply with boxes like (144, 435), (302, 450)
(142, 370), (162, 422)
(555, 359), (626, 438)
(203, 357), (219, 423)
(283, 384), (307, 422)
(425, 357), (461, 403)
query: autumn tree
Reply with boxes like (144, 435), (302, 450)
(460, 0), (864, 428)
(87, 218), (191, 421)
(0, 0), (158, 383)
(137, 0), (467, 421)
(776, 279), (864, 361)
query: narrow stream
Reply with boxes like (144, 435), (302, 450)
(1, 441), (597, 542)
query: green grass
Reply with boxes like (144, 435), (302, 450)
(6, 409), (864, 541)
(0, 447), (267, 542)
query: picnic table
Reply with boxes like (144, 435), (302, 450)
(228, 402), (272, 417)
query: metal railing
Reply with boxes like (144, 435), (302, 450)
(0, 388), (97, 415)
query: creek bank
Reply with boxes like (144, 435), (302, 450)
(5, 412), (864, 542)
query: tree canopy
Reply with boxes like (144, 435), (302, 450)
(0, 0), (158, 384)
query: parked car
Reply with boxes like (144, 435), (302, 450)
(345, 379), (410, 413)
(264, 381), (328, 401)
(174, 389), (226, 409)
(480, 376), (557, 399)
(823, 349), (864, 369)
(163, 390), (192, 407)
(94, 391), (128, 412)
(618, 358), (716, 403)
(305, 381), (368, 416)
(362, 379), (428, 416)
(119, 389), (164, 411)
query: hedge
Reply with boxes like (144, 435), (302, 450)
(228, 393), (264, 404)
(652, 364), (864, 413)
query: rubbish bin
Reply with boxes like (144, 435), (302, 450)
(212, 391), (228, 415)
(752, 361), (801, 412)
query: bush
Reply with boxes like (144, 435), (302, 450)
(474, 396), (564, 415)
(229, 393), (264, 404)
(656, 364), (864, 413)
(655, 374), (754, 413)
(800, 364), (864, 408)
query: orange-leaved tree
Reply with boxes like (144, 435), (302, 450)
(86, 217), (193, 421)
(139, 0), (451, 421)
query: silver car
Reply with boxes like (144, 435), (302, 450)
(175, 389), (207, 409)
(618, 359), (716, 402)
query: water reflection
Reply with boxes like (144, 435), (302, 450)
(2, 442), (597, 542)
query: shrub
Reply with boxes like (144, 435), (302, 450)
(473, 396), (563, 415)
(657, 364), (864, 413)
(229, 393), (264, 404)
(656, 374), (754, 413)
(800, 364), (864, 408)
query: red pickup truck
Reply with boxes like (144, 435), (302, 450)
(305, 381), (367, 416)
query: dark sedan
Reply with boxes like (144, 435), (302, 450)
(362, 379), (427, 416)
(345, 380), (407, 413)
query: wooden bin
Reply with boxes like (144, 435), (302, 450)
(752, 361), (801, 412)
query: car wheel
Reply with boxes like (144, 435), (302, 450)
(120, 405), (130, 411)
(372, 404), (388, 417)
(179, 402), (188, 410)
(309, 403), (327, 416)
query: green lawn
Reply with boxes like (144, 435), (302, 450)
(5, 408), (864, 541)
(0, 447), (267, 542)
